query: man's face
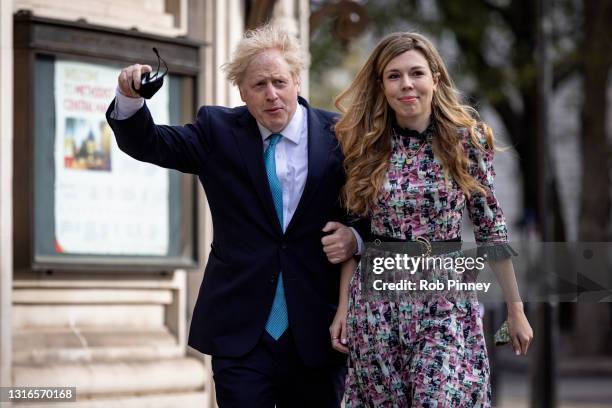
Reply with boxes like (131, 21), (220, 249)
(239, 49), (300, 133)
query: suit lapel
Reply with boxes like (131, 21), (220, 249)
(232, 110), (283, 235)
(286, 98), (333, 234)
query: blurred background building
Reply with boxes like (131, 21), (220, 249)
(1, 1), (611, 407)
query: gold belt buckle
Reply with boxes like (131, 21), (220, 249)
(416, 236), (432, 256)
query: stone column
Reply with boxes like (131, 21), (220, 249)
(0, 0), (14, 392)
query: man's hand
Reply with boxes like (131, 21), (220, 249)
(118, 64), (152, 98)
(322, 222), (357, 264)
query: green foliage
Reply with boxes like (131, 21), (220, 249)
(310, 0), (581, 125)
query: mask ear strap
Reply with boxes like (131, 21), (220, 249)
(151, 47), (168, 79)
(148, 47), (160, 80)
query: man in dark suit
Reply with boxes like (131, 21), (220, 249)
(106, 24), (360, 407)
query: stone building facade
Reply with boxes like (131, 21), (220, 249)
(0, 1), (310, 406)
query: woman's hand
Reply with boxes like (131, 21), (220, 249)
(330, 303), (349, 354)
(507, 303), (534, 356)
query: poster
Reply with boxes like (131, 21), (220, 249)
(53, 60), (169, 255)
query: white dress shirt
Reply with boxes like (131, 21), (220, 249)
(111, 89), (363, 252)
(258, 104), (308, 231)
(111, 88), (145, 120)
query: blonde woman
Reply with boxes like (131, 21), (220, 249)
(329, 32), (533, 406)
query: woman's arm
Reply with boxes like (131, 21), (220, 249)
(464, 125), (533, 356)
(488, 257), (534, 356)
(330, 257), (357, 354)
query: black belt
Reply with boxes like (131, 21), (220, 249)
(368, 235), (462, 257)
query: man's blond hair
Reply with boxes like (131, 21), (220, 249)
(222, 23), (305, 86)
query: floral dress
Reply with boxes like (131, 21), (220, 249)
(344, 121), (511, 408)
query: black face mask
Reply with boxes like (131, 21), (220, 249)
(133, 47), (168, 99)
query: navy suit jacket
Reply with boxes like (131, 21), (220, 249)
(106, 97), (345, 367)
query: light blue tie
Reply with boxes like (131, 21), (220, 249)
(264, 133), (289, 340)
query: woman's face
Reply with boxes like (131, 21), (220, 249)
(381, 49), (438, 131)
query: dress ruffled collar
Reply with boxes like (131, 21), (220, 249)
(392, 117), (435, 143)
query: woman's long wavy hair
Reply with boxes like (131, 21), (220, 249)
(335, 32), (495, 216)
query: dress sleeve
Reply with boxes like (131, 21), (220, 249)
(464, 126), (517, 261)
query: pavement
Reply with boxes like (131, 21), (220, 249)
(491, 346), (612, 407)
(495, 371), (612, 407)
